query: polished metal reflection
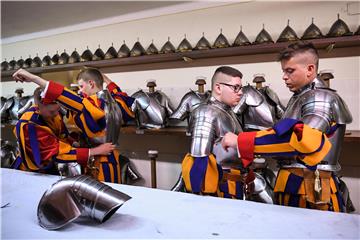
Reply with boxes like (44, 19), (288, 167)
(1, 60), (9, 71)
(0, 88), (34, 123)
(8, 58), (17, 70)
(69, 49), (81, 64)
(80, 47), (93, 62)
(51, 51), (60, 65)
(130, 40), (146, 57)
(253, 24), (274, 44)
(92, 45), (105, 61)
(15, 57), (24, 70)
(118, 41), (131, 58)
(42, 53), (52, 66)
(282, 78), (352, 171)
(319, 69), (334, 88)
(177, 34), (192, 52)
(59, 50), (70, 65)
(301, 18), (323, 40)
(327, 14), (352, 37)
(37, 175), (131, 230)
(31, 54), (42, 68)
(233, 26), (251, 46)
(277, 20), (299, 42)
(213, 29), (230, 48)
(160, 37), (176, 54)
(104, 43), (118, 59)
(23, 55), (33, 69)
(0, 139), (17, 168)
(194, 32), (211, 50)
(146, 40), (159, 55)
(118, 154), (141, 184)
(56, 162), (82, 177)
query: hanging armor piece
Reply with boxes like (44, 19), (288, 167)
(80, 46), (93, 62)
(23, 55), (33, 69)
(31, 54), (42, 68)
(277, 20), (299, 42)
(0, 139), (18, 168)
(8, 58), (17, 70)
(68, 48), (81, 64)
(15, 57), (24, 70)
(319, 69), (334, 88)
(233, 26), (251, 46)
(37, 175), (131, 230)
(160, 37), (176, 54)
(131, 80), (174, 129)
(327, 14), (353, 37)
(302, 18), (324, 40)
(354, 26), (360, 35)
(234, 74), (284, 131)
(104, 43), (118, 59)
(92, 45), (105, 61)
(177, 34), (193, 52)
(253, 24), (274, 44)
(118, 40), (131, 57)
(1, 59), (9, 71)
(51, 51), (60, 65)
(58, 50), (69, 65)
(0, 88), (34, 124)
(213, 28), (230, 48)
(130, 39), (146, 57)
(170, 76), (211, 133)
(42, 53), (52, 66)
(146, 40), (159, 55)
(194, 32), (211, 50)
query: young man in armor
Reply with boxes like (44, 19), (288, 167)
(182, 66), (273, 203)
(12, 68), (135, 183)
(222, 42), (353, 212)
(12, 87), (115, 174)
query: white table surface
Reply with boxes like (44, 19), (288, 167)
(1, 168), (359, 239)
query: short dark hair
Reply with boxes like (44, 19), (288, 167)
(76, 68), (104, 88)
(278, 41), (319, 69)
(33, 87), (43, 105)
(211, 66), (243, 88)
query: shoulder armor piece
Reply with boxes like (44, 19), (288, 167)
(243, 85), (264, 106)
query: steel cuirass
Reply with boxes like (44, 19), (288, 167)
(282, 78), (352, 171)
(234, 85), (284, 130)
(37, 175), (131, 230)
(131, 90), (174, 129)
(1, 95), (34, 124)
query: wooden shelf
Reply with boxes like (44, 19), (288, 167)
(120, 125), (189, 136)
(2, 35), (359, 81)
(344, 130), (360, 143)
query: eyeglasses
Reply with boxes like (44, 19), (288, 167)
(218, 82), (243, 93)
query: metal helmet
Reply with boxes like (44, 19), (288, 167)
(253, 74), (266, 83)
(319, 69), (334, 88)
(277, 20), (299, 42)
(80, 47), (93, 62)
(177, 34), (193, 52)
(8, 58), (17, 70)
(233, 26), (251, 46)
(195, 77), (206, 86)
(327, 14), (353, 37)
(104, 43), (117, 59)
(1, 60), (9, 71)
(58, 50), (69, 65)
(31, 54), (42, 68)
(15, 57), (24, 70)
(213, 29), (230, 48)
(92, 45), (105, 61)
(253, 24), (274, 44)
(37, 175), (131, 230)
(146, 79), (157, 88)
(42, 53), (52, 66)
(194, 32), (211, 50)
(118, 41), (131, 58)
(23, 55), (33, 69)
(301, 18), (324, 40)
(68, 49), (81, 64)
(146, 40), (159, 55)
(51, 51), (60, 65)
(130, 39), (146, 57)
(355, 25), (360, 35)
(160, 37), (176, 54)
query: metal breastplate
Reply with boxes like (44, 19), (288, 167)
(90, 90), (123, 146)
(2, 96), (33, 123)
(190, 97), (243, 169)
(131, 90), (174, 129)
(282, 79), (352, 171)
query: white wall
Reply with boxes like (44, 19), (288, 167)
(1, 1), (359, 212)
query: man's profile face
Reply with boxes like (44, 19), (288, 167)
(39, 103), (60, 119)
(78, 78), (93, 97)
(218, 76), (243, 107)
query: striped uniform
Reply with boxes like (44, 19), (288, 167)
(43, 81), (134, 183)
(13, 106), (89, 173)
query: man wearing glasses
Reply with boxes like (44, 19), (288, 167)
(181, 66), (273, 203)
(221, 42), (353, 212)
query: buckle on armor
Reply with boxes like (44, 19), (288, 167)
(86, 156), (99, 179)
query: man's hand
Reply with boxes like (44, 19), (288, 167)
(12, 69), (47, 88)
(221, 132), (238, 150)
(90, 143), (115, 156)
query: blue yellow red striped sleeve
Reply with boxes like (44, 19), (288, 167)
(107, 81), (135, 122)
(237, 118), (331, 168)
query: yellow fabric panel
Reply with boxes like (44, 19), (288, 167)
(21, 111), (35, 121)
(97, 164), (105, 182)
(329, 177), (337, 194)
(58, 95), (84, 111)
(56, 141), (76, 161)
(283, 194), (290, 206)
(228, 180), (236, 196)
(298, 182), (305, 195)
(203, 154), (219, 193)
(82, 97), (105, 121)
(254, 143), (294, 153)
(301, 136), (331, 166)
(331, 194), (339, 212)
(274, 169), (290, 192)
(115, 98), (135, 118)
(289, 124), (322, 153)
(255, 129), (276, 138)
(181, 153), (194, 192)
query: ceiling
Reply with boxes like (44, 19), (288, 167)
(1, 1), (184, 39)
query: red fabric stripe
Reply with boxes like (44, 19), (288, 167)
(237, 131), (257, 168)
(44, 81), (64, 104)
(293, 123), (304, 141)
(76, 148), (89, 166)
(107, 82), (118, 92)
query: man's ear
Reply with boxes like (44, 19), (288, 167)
(89, 79), (95, 89)
(307, 64), (316, 76)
